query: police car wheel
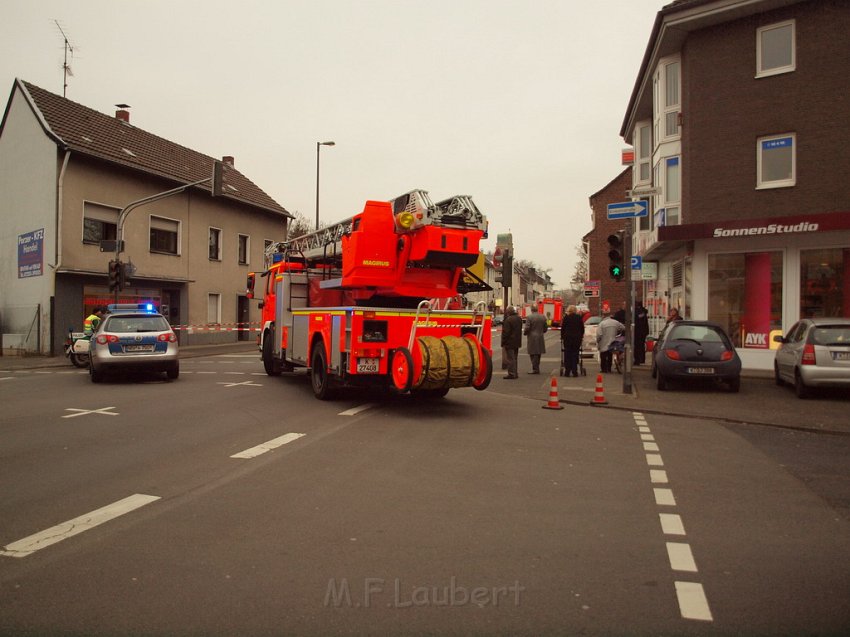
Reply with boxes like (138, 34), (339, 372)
(166, 363), (179, 380)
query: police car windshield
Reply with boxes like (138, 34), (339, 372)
(105, 315), (170, 333)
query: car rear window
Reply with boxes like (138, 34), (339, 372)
(105, 315), (170, 333)
(810, 326), (850, 346)
(669, 325), (724, 343)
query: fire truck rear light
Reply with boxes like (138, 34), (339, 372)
(395, 211), (415, 229)
(801, 344), (816, 365)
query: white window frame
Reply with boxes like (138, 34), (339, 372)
(757, 133), (796, 189)
(653, 57), (681, 144)
(238, 234), (250, 266)
(756, 20), (795, 78)
(209, 226), (222, 261)
(654, 156), (681, 226)
(207, 293), (221, 324)
(636, 122), (652, 184)
(149, 215), (181, 256)
(82, 202), (119, 245)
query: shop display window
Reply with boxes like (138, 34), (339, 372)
(800, 248), (850, 318)
(708, 252), (783, 349)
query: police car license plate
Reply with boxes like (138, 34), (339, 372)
(686, 367), (714, 374)
(357, 358), (380, 373)
(125, 345), (154, 352)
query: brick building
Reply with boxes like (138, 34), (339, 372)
(584, 167), (632, 318)
(620, 0), (850, 370)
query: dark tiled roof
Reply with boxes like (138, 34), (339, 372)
(18, 80), (290, 218)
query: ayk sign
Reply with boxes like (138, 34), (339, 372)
(18, 229), (44, 278)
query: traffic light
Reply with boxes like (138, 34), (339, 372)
(607, 232), (625, 281)
(493, 247), (503, 283)
(108, 259), (121, 292)
(118, 261), (129, 290)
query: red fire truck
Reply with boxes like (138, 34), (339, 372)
(538, 297), (563, 327)
(247, 189), (493, 400)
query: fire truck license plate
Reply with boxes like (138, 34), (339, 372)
(357, 358), (380, 373)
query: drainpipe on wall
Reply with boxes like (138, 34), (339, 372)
(51, 149), (71, 355)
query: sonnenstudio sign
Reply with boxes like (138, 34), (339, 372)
(658, 211), (850, 242)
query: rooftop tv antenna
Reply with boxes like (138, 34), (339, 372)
(54, 20), (75, 97)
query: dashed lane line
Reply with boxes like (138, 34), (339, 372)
(230, 433), (305, 459)
(0, 494), (160, 558)
(675, 582), (714, 621)
(338, 404), (377, 416)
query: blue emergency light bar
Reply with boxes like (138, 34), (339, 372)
(108, 303), (157, 313)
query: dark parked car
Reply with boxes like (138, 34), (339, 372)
(651, 320), (741, 392)
(89, 303), (179, 383)
(773, 317), (850, 399)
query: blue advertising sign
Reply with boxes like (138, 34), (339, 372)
(18, 229), (44, 278)
(607, 201), (648, 219)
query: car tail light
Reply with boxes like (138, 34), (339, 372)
(720, 350), (733, 361)
(158, 332), (177, 343)
(664, 349), (680, 360)
(801, 343), (816, 365)
(96, 334), (119, 345)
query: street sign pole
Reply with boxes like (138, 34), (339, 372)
(623, 225), (633, 395)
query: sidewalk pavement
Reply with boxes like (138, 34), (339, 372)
(3, 342), (847, 435)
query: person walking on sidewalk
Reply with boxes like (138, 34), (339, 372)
(596, 311), (624, 373)
(501, 305), (523, 379)
(633, 301), (650, 365)
(561, 305), (584, 377)
(524, 305), (548, 374)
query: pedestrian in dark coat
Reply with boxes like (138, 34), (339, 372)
(523, 306), (548, 374)
(633, 302), (650, 365)
(560, 305), (585, 377)
(501, 306), (523, 379)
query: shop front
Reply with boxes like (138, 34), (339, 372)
(658, 212), (850, 370)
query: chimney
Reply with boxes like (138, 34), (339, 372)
(115, 103), (131, 123)
(222, 155), (235, 166)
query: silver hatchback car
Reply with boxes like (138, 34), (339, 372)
(89, 303), (179, 382)
(773, 317), (850, 398)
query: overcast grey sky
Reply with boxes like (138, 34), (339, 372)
(1, 0), (661, 288)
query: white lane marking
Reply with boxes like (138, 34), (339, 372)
(640, 433), (655, 441)
(35, 371), (53, 374)
(215, 354), (258, 358)
(230, 433), (305, 459)
(0, 494), (160, 558)
(223, 371), (246, 375)
(643, 442), (660, 451)
(63, 406), (119, 419)
(338, 403), (377, 416)
(196, 371), (216, 374)
(216, 380), (262, 388)
(654, 488), (676, 506)
(638, 426), (651, 433)
(675, 582), (713, 621)
(659, 513), (686, 535)
(649, 469), (669, 483)
(646, 453), (664, 466)
(666, 542), (698, 572)
(0, 377), (13, 381)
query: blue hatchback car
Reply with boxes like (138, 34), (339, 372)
(651, 320), (742, 392)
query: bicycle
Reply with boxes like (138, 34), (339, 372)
(609, 334), (626, 374)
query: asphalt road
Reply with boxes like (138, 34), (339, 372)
(0, 344), (848, 636)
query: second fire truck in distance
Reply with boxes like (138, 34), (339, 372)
(247, 189), (493, 400)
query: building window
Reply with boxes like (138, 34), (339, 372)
(209, 227), (222, 261)
(654, 58), (681, 143)
(238, 234), (249, 265)
(757, 134), (795, 189)
(637, 123), (652, 183)
(82, 202), (118, 245)
(207, 293), (221, 324)
(150, 216), (179, 255)
(708, 251), (783, 349)
(757, 21), (795, 78)
(800, 248), (850, 318)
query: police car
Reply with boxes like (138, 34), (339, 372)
(89, 303), (179, 382)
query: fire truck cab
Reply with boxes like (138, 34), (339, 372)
(248, 190), (493, 400)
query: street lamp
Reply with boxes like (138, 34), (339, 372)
(316, 141), (335, 230)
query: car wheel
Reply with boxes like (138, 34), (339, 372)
(310, 343), (335, 400)
(166, 363), (179, 380)
(794, 370), (810, 399)
(90, 366), (105, 384)
(774, 362), (783, 386)
(656, 370), (667, 391)
(727, 376), (740, 393)
(262, 330), (282, 376)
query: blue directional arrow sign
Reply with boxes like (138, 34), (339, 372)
(607, 201), (648, 219)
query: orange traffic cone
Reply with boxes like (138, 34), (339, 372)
(542, 376), (564, 410)
(590, 373), (608, 406)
